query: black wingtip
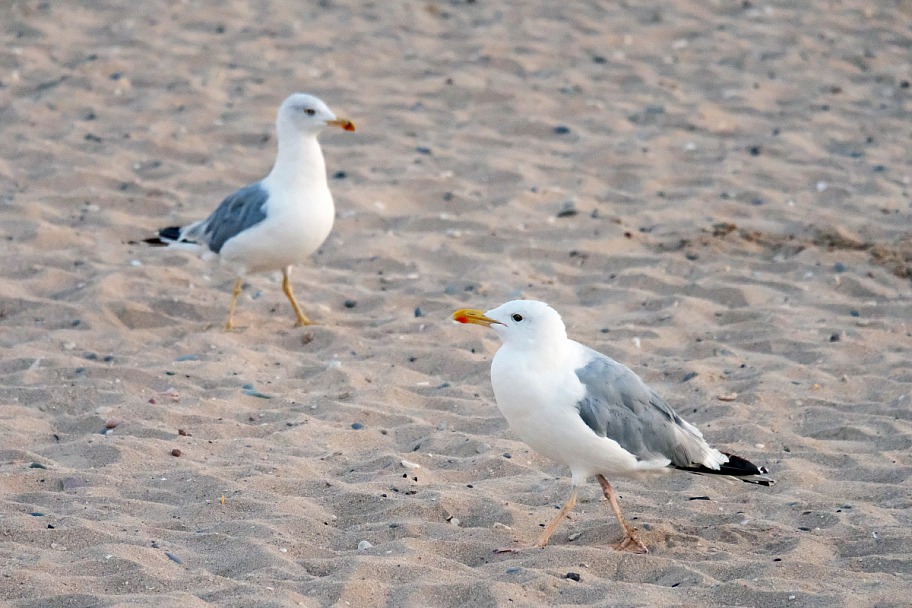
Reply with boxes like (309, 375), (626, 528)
(143, 226), (182, 246)
(676, 452), (775, 485)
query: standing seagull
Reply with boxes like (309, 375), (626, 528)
(453, 300), (772, 553)
(145, 93), (355, 330)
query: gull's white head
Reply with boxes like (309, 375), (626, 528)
(276, 93), (356, 136)
(453, 299), (568, 351)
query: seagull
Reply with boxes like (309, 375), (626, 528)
(452, 300), (772, 553)
(145, 93), (355, 330)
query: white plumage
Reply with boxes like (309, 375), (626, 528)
(146, 93), (355, 329)
(454, 299), (771, 553)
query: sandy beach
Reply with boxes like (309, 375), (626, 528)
(1, 1), (911, 606)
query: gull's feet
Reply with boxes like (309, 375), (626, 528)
(612, 532), (649, 554)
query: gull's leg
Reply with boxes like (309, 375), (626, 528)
(282, 266), (312, 326)
(495, 489), (578, 553)
(596, 475), (648, 554)
(224, 277), (243, 331)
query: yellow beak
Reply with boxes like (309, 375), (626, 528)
(452, 308), (503, 327)
(327, 118), (356, 132)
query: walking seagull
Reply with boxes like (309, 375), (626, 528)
(145, 93), (355, 330)
(453, 300), (772, 553)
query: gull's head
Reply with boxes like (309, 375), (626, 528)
(277, 93), (356, 135)
(452, 300), (568, 351)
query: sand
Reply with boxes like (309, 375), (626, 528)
(1, 1), (911, 606)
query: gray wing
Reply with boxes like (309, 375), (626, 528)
(184, 183), (269, 254)
(574, 350), (707, 467)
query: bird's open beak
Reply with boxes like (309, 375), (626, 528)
(327, 118), (356, 131)
(452, 308), (503, 327)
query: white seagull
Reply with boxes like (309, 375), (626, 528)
(145, 93), (355, 330)
(453, 300), (772, 553)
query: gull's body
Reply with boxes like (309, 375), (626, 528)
(454, 300), (771, 553)
(146, 93), (355, 329)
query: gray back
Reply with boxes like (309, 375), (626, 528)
(574, 352), (706, 467)
(190, 183), (269, 253)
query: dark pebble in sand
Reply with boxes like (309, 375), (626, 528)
(165, 552), (183, 564)
(83, 352), (98, 360)
(682, 371), (699, 382)
(503, 453), (511, 459)
(689, 496), (711, 501)
(553, 125), (571, 135)
(506, 567), (521, 574)
(30, 512), (44, 517)
(351, 422), (364, 430)
(565, 572), (581, 582)
(830, 333), (840, 342)
(556, 202), (578, 218)
(29, 462), (48, 469)
(171, 449), (182, 457)
(174, 354), (199, 362)
(333, 170), (347, 179)
(437, 382), (450, 389)
(414, 307), (424, 317)
(748, 145), (761, 156)
(344, 300), (357, 308)
(834, 262), (847, 273)
(103, 355), (114, 362)
(415, 146), (432, 155)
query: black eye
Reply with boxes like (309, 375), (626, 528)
(511, 313), (523, 322)
(304, 108), (316, 116)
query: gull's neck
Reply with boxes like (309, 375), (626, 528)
(265, 130), (328, 190)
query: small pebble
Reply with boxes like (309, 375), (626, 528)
(556, 201), (578, 218)
(174, 354), (199, 362)
(165, 552), (183, 564)
(681, 371), (698, 382)
(343, 299), (357, 308)
(243, 388), (272, 399)
(171, 449), (182, 457)
(506, 567), (521, 574)
(414, 307), (424, 317)
(401, 459), (421, 469)
(178, 429), (189, 436)
(689, 496), (711, 501)
(567, 531), (582, 541)
(351, 422), (364, 430)
(565, 572), (581, 582)
(553, 125), (571, 135)
(357, 540), (373, 550)
(502, 453), (512, 459)
(717, 393), (738, 401)
(29, 512), (44, 517)
(834, 262), (847, 273)
(333, 170), (347, 179)
(104, 418), (123, 429)
(29, 462), (48, 470)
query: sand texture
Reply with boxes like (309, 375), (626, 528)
(1, 1), (911, 606)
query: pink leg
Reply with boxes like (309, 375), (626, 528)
(596, 475), (648, 554)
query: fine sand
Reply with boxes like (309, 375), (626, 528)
(1, 1), (911, 606)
